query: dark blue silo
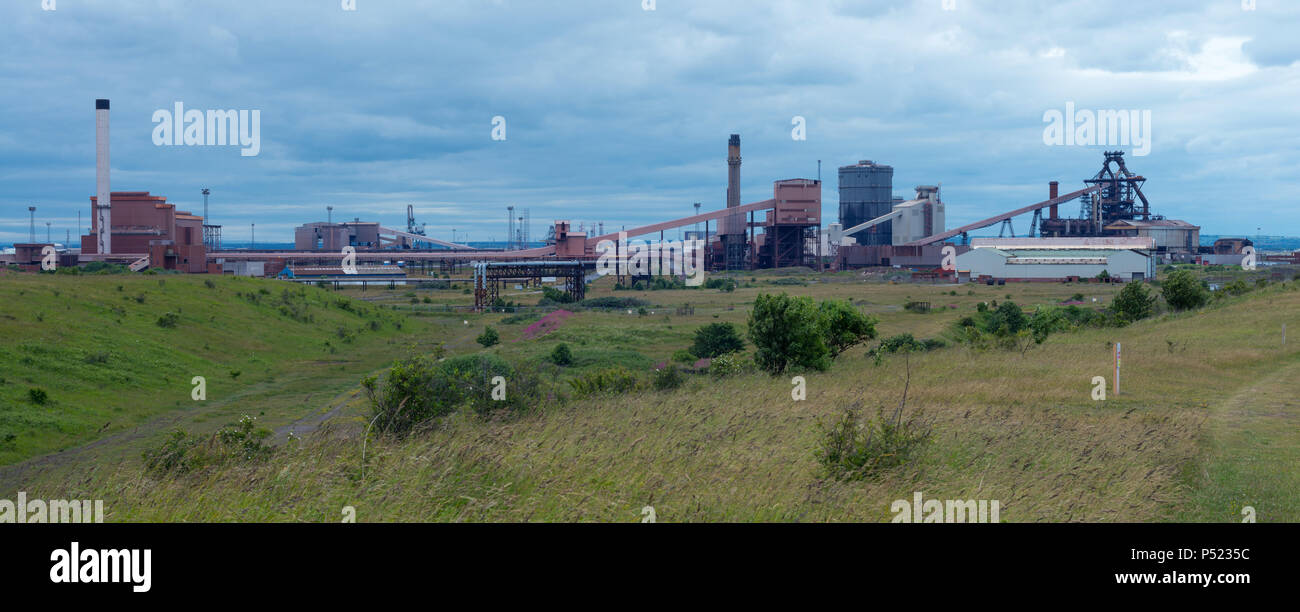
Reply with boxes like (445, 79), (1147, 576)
(838, 160), (894, 245)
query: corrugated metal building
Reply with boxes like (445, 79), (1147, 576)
(956, 237), (1155, 282)
(1103, 219), (1199, 254)
(838, 160), (893, 245)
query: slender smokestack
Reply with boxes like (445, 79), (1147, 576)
(1049, 180), (1059, 220)
(726, 134), (740, 210)
(95, 99), (112, 254)
(724, 134), (741, 238)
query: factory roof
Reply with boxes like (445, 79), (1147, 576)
(969, 237), (1155, 250)
(1001, 249), (1121, 258)
(1103, 219), (1200, 229)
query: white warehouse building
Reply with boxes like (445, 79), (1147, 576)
(956, 237), (1156, 282)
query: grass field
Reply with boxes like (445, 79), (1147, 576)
(0, 269), (433, 467)
(2, 264), (1296, 522)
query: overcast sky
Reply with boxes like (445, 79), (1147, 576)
(2, 0), (1298, 245)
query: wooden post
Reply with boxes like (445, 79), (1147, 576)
(1114, 342), (1121, 396)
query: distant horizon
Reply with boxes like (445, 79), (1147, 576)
(6, 234), (1298, 253)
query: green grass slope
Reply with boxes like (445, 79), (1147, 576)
(0, 270), (423, 465)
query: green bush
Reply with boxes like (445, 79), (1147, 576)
(708, 353), (753, 379)
(815, 403), (932, 481)
(1222, 279), (1251, 296)
(704, 278), (738, 292)
(748, 293), (829, 374)
(363, 354), (546, 435)
(987, 301), (1026, 335)
(872, 333), (944, 356)
(903, 301), (930, 313)
(156, 312), (180, 328)
(540, 286), (575, 304)
(1112, 281), (1155, 322)
(568, 366), (641, 397)
(819, 299), (878, 358)
(550, 343), (573, 366)
(28, 387), (49, 405)
(476, 326), (500, 347)
(580, 296), (649, 309)
(501, 313), (540, 325)
(652, 365), (685, 391)
(1162, 269), (1209, 311)
(747, 293), (877, 374)
(690, 322), (746, 358)
(671, 349), (696, 364)
(142, 415), (273, 476)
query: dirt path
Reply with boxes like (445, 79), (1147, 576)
(0, 373), (374, 492)
(1179, 357), (1300, 522)
(272, 388), (364, 442)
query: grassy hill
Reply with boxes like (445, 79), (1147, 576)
(0, 269), (429, 466)
(6, 266), (1297, 522)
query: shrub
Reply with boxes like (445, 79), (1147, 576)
(748, 293), (829, 374)
(142, 415), (272, 475)
(652, 365), (685, 391)
(903, 301), (930, 313)
(476, 326), (500, 347)
(872, 333), (943, 356)
(540, 286), (575, 304)
(1223, 279), (1251, 296)
(819, 299), (878, 358)
(142, 429), (202, 474)
(580, 296), (649, 309)
(671, 349), (696, 364)
(704, 278), (738, 292)
(550, 343), (573, 366)
(1162, 269), (1209, 311)
(363, 353), (539, 435)
(708, 353), (753, 379)
(28, 387), (49, 405)
(690, 322), (746, 358)
(748, 294), (877, 374)
(569, 366), (641, 397)
(815, 402), (932, 481)
(501, 313), (540, 325)
(1112, 281), (1155, 322)
(987, 301), (1026, 335)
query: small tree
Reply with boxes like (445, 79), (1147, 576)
(1162, 269), (1208, 311)
(818, 299), (877, 358)
(1112, 280), (1155, 322)
(690, 322), (745, 358)
(550, 343), (573, 366)
(748, 293), (831, 374)
(476, 326), (500, 347)
(988, 301), (1027, 335)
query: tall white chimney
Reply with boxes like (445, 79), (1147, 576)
(95, 98), (112, 254)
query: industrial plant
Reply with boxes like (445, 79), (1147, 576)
(1, 98), (1274, 298)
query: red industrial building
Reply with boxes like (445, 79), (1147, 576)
(81, 191), (210, 273)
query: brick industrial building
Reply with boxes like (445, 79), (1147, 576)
(81, 191), (210, 273)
